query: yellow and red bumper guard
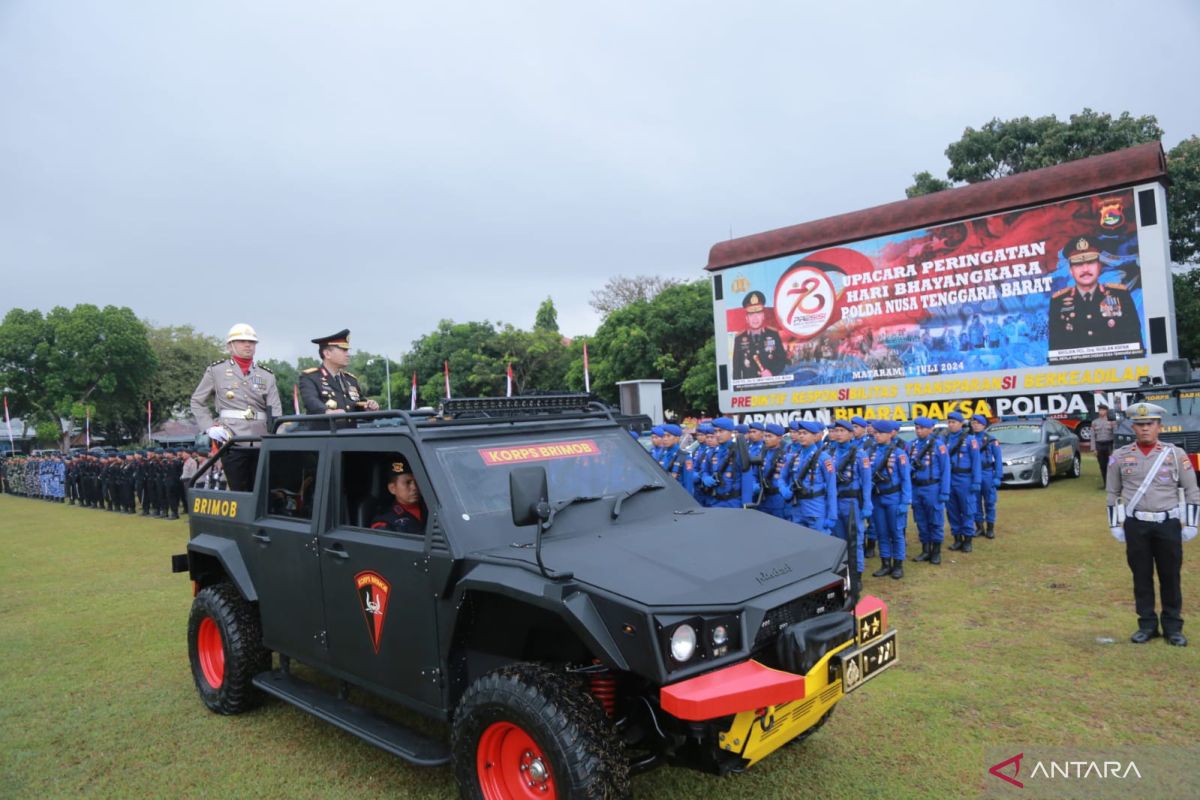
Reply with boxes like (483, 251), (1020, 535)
(660, 596), (896, 767)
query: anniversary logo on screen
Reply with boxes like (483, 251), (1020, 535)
(723, 191), (1146, 392)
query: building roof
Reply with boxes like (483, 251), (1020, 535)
(705, 142), (1167, 271)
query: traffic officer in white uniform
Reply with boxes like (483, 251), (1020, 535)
(190, 323), (283, 491)
(1106, 402), (1199, 646)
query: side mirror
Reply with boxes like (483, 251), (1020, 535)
(509, 466), (550, 527)
(1048, 434), (1060, 442)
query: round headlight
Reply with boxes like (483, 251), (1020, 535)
(711, 624), (729, 647)
(670, 624), (697, 662)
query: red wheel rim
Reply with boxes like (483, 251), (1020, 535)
(197, 616), (225, 689)
(476, 721), (557, 800)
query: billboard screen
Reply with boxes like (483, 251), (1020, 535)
(716, 189), (1166, 412)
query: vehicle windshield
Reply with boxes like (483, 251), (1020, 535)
(989, 425), (1043, 445)
(433, 430), (665, 518)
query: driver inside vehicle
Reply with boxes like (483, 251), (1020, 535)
(370, 456), (426, 534)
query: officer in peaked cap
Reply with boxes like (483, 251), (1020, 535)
(732, 291), (787, 381)
(1049, 236), (1145, 361)
(299, 329), (382, 416)
(1106, 402), (1199, 646)
(190, 322), (282, 492)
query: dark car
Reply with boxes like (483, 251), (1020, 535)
(173, 396), (897, 797)
(992, 419), (1082, 488)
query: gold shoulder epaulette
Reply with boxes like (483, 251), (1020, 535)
(1052, 287), (1071, 298)
(208, 359), (226, 367)
(344, 371), (358, 379)
(257, 364), (273, 374)
(1103, 283), (1127, 291)
(301, 367), (319, 374)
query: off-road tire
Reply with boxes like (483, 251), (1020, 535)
(187, 582), (270, 715)
(451, 663), (630, 800)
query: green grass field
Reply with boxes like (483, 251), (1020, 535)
(2, 460), (1197, 799)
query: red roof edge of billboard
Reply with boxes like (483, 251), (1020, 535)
(705, 141), (1167, 272)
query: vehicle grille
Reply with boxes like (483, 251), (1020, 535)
(1161, 431), (1200, 452)
(753, 584), (844, 649)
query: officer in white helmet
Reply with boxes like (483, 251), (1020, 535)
(189, 323), (282, 491)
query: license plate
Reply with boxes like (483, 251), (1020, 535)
(835, 629), (898, 693)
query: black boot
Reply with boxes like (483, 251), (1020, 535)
(891, 560), (904, 579)
(962, 535), (973, 553)
(948, 534), (964, 551)
(863, 539), (876, 559)
(985, 522), (995, 539)
(975, 520), (984, 537)
(914, 542), (932, 562)
(930, 542), (942, 565)
(872, 558), (893, 578)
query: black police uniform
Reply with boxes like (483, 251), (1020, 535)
(732, 291), (787, 380)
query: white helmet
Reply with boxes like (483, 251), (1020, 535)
(225, 323), (259, 343)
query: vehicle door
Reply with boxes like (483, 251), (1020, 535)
(318, 439), (443, 712)
(244, 441), (329, 664)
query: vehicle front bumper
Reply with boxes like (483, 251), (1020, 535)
(1001, 461), (1041, 485)
(659, 596), (895, 769)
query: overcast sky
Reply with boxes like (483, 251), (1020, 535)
(3, 1), (1198, 364)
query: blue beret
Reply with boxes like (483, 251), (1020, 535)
(735, 424), (749, 434)
(947, 411), (965, 422)
(873, 420), (897, 433)
(788, 419), (803, 431)
(913, 417), (934, 428)
(628, 429), (640, 439)
(748, 421), (765, 431)
(833, 419), (854, 432)
(712, 417), (735, 431)
(765, 423), (786, 436)
(698, 422), (715, 434)
(650, 425), (665, 436)
(851, 416), (868, 427)
(663, 423), (682, 436)
(800, 420), (825, 434)
(971, 414), (989, 427)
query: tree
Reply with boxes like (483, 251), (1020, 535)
(588, 275), (682, 317)
(584, 280), (716, 415)
(1174, 270), (1200, 363)
(258, 358), (299, 407)
(905, 170), (952, 198)
(0, 305), (156, 448)
(143, 324), (224, 424)
(533, 297), (559, 333)
(1168, 136), (1200, 265)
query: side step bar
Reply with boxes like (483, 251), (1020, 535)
(252, 670), (451, 766)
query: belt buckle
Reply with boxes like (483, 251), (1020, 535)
(243, 408), (256, 421)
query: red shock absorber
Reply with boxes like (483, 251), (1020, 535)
(587, 666), (617, 718)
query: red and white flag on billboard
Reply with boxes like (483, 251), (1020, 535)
(582, 340), (591, 394)
(410, 372), (418, 410)
(444, 361), (452, 399)
(506, 362), (514, 397)
(292, 384), (300, 414)
(3, 395), (13, 451)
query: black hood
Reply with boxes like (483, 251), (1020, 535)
(474, 508), (846, 607)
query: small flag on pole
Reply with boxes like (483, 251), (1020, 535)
(506, 362), (514, 397)
(292, 384), (300, 415)
(3, 395), (14, 452)
(85, 406), (90, 450)
(444, 361), (452, 399)
(146, 399), (153, 442)
(582, 340), (591, 394)
(410, 372), (418, 410)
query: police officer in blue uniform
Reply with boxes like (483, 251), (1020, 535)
(691, 422), (714, 505)
(829, 419), (874, 592)
(869, 420), (912, 580)
(657, 424), (691, 494)
(971, 414), (1003, 539)
(852, 416), (879, 557)
(910, 417), (950, 565)
(944, 411), (982, 553)
(746, 422), (766, 460)
(755, 423), (790, 519)
(777, 420), (837, 532)
(700, 418), (751, 509)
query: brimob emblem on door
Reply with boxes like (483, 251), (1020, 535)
(355, 570), (391, 654)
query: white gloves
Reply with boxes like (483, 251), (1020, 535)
(1110, 527), (1125, 543)
(206, 426), (230, 444)
(1183, 526), (1198, 543)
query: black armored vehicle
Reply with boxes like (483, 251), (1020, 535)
(174, 396), (897, 798)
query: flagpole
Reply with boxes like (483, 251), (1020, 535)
(85, 405), (90, 450)
(582, 340), (591, 394)
(410, 372), (418, 411)
(146, 400), (152, 444)
(506, 362), (513, 397)
(292, 384), (300, 415)
(444, 361), (452, 399)
(3, 394), (14, 452)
